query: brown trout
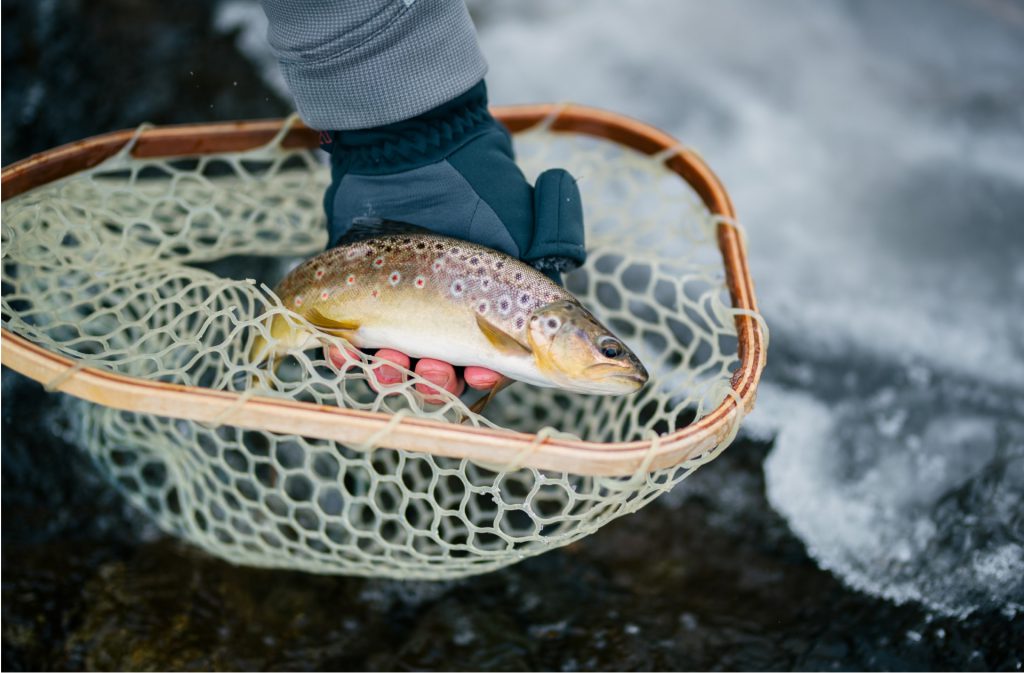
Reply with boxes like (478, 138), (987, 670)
(250, 223), (647, 396)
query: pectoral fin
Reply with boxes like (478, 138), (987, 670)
(468, 376), (514, 416)
(307, 306), (360, 336)
(475, 314), (531, 356)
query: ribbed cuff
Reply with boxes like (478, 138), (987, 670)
(275, 1), (488, 130)
(326, 79), (495, 172)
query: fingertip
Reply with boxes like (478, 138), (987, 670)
(414, 358), (463, 402)
(374, 349), (410, 385)
(327, 345), (363, 371)
(464, 366), (502, 390)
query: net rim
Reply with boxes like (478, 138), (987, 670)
(0, 105), (766, 477)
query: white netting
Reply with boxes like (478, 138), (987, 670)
(1, 118), (760, 578)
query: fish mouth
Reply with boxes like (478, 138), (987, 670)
(582, 362), (648, 390)
(580, 371), (647, 394)
(607, 373), (648, 390)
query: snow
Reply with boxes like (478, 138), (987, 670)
(754, 385), (1023, 617)
(214, 1), (292, 103)
(216, 0), (1024, 617)
(476, 0), (1024, 618)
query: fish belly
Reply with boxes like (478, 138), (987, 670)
(348, 316), (553, 388)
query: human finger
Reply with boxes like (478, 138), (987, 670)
(464, 366), (502, 391)
(414, 358), (466, 401)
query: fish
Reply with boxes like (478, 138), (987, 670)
(249, 221), (648, 400)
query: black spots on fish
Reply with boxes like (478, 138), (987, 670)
(480, 276), (492, 290)
(518, 292), (532, 308)
(495, 260), (505, 270)
(415, 242), (427, 250)
(434, 243), (445, 252)
(400, 237), (412, 245)
(515, 316), (526, 330)
(514, 271), (524, 282)
(450, 246), (462, 257)
(469, 256), (480, 266)
(476, 300), (490, 315)
(498, 297), (512, 315)
(543, 317), (561, 335)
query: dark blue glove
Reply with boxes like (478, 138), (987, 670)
(319, 80), (586, 280)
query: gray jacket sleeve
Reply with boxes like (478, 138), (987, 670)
(259, 0), (488, 130)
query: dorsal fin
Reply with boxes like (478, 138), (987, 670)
(475, 314), (531, 356)
(336, 217), (436, 245)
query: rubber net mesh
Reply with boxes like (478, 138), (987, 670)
(1, 118), (758, 579)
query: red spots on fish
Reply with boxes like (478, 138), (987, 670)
(414, 276), (426, 289)
(373, 256), (384, 267)
(347, 275), (356, 285)
(432, 259), (444, 272)
(295, 296), (304, 307)
(372, 289), (379, 299)
(389, 271), (402, 286)
(320, 290), (330, 300)
(450, 279), (465, 297)
(315, 268), (325, 279)
(477, 300), (490, 315)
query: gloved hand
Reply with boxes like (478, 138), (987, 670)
(320, 79), (586, 282)
(317, 79), (587, 402)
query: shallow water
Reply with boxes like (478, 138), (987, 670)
(3, 0), (1024, 669)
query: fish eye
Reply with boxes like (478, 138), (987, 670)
(598, 336), (623, 359)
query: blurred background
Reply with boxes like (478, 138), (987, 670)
(3, 0), (1022, 669)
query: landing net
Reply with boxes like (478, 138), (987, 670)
(1, 115), (764, 578)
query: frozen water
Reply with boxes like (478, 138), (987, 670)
(470, 0), (1024, 616)
(180, 0), (1024, 617)
(754, 382), (1024, 617)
